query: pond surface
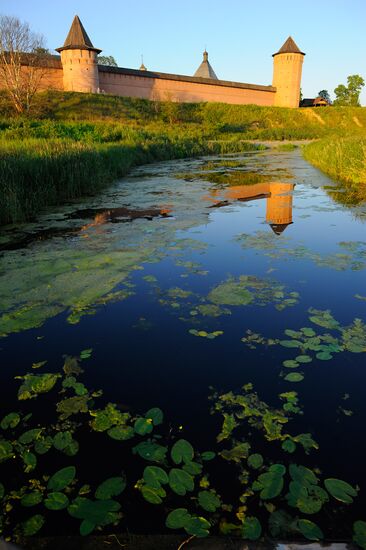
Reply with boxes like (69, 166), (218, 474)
(1, 149), (366, 541)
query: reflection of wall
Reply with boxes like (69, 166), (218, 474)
(211, 181), (294, 233)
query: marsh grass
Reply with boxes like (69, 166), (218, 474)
(1, 90), (366, 223)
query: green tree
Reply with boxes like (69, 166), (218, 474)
(318, 90), (331, 103)
(97, 55), (118, 66)
(334, 75), (364, 106)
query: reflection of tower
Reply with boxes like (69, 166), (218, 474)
(266, 182), (294, 234)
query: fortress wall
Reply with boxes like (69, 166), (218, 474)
(0, 66), (64, 93)
(98, 71), (276, 106)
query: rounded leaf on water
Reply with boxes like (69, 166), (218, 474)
(295, 355), (312, 364)
(21, 491), (43, 507)
(247, 454), (263, 469)
(80, 519), (95, 536)
(198, 490), (221, 512)
(141, 485), (166, 504)
(1, 412), (20, 430)
(242, 516), (262, 540)
(283, 360), (299, 369)
(169, 468), (194, 495)
(201, 451), (216, 461)
(353, 520), (366, 550)
(133, 441), (167, 462)
(282, 440), (296, 454)
(53, 431), (73, 451)
(285, 373), (304, 383)
(145, 407), (163, 426)
(324, 478), (357, 504)
(0, 440), (13, 463)
(134, 417), (153, 436)
(298, 519), (323, 541)
(143, 466), (169, 488)
(171, 439), (194, 465)
(95, 477), (126, 500)
(182, 461), (203, 476)
(107, 426), (134, 441)
(184, 516), (210, 537)
(44, 492), (69, 510)
(166, 508), (191, 529)
(22, 514), (45, 536)
(47, 466), (76, 491)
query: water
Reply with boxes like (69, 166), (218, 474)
(1, 148), (366, 540)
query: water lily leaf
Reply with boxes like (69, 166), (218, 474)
(48, 466), (76, 491)
(0, 439), (13, 463)
(171, 439), (194, 465)
(247, 454), (263, 469)
(183, 461), (203, 476)
(324, 478), (358, 503)
(316, 352), (333, 361)
(201, 451), (215, 461)
(95, 477), (126, 500)
(301, 328), (316, 337)
(133, 441), (167, 462)
(141, 484), (166, 504)
(220, 442), (250, 462)
(80, 348), (93, 360)
(22, 451), (37, 472)
(198, 490), (221, 512)
(145, 407), (163, 426)
(353, 520), (366, 550)
(19, 428), (43, 445)
(21, 491), (43, 507)
(22, 514), (45, 536)
(184, 516), (210, 537)
(308, 308), (339, 330)
(285, 373), (304, 383)
(280, 340), (302, 348)
(242, 516), (262, 540)
(169, 468), (194, 496)
(269, 509), (298, 537)
(298, 519), (323, 541)
(80, 520), (95, 536)
(44, 492), (69, 510)
(253, 465), (285, 500)
(295, 355), (312, 363)
(134, 417), (153, 436)
(1, 412), (20, 430)
(68, 497), (120, 532)
(53, 431), (73, 451)
(282, 439), (296, 453)
(143, 466), (169, 488)
(289, 465), (318, 486)
(17, 373), (61, 400)
(166, 508), (191, 529)
(283, 360), (299, 369)
(107, 426), (134, 441)
(217, 413), (237, 442)
(35, 436), (53, 455)
(293, 433), (319, 453)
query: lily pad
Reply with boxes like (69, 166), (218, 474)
(143, 466), (169, 488)
(47, 466), (76, 491)
(324, 478), (358, 503)
(166, 508), (191, 529)
(184, 516), (210, 537)
(283, 360), (299, 369)
(284, 373), (304, 383)
(353, 520), (366, 550)
(282, 439), (296, 453)
(44, 492), (69, 510)
(1, 412), (20, 430)
(145, 407), (163, 426)
(171, 439), (194, 465)
(21, 491), (43, 507)
(298, 519), (323, 541)
(242, 516), (262, 540)
(95, 477), (126, 500)
(133, 441), (167, 462)
(22, 514), (45, 536)
(247, 454), (263, 469)
(17, 373), (61, 400)
(169, 468), (194, 496)
(134, 417), (153, 436)
(198, 490), (221, 512)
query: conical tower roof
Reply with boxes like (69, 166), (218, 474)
(269, 223), (291, 235)
(56, 15), (101, 53)
(193, 51), (218, 79)
(273, 36), (305, 57)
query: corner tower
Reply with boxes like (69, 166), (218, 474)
(56, 16), (101, 93)
(272, 37), (305, 108)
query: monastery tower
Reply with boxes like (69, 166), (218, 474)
(56, 16), (101, 93)
(272, 37), (305, 108)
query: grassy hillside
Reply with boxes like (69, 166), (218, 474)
(0, 90), (365, 224)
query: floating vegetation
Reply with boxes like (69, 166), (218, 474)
(208, 275), (299, 311)
(0, 350), (362, 544)
(188, 329), (224, 339)
(236, 231), (366, 272)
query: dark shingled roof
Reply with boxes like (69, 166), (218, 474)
(194, 51), (218, 79)
(270, 223), (292, 235)
(56, 15), (101, 53)
(273, 36), (305, 57)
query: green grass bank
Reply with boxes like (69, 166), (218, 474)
(0, 90), (365, 224)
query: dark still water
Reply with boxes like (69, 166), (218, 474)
(1, 148), (366, 541)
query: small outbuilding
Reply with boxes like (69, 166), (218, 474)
(300, 96), (330, 107)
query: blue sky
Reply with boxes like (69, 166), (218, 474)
(2, 0), (366, 105)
